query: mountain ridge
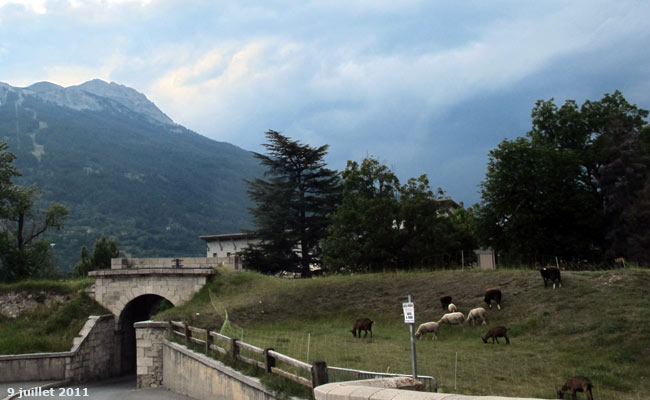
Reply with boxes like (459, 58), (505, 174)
(0, 79), (263, 271)
(1, 79), (173, 126)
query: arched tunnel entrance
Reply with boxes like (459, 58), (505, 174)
(118, 294), (174, 374)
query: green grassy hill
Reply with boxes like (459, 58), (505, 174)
(0, 279), (108, 354)
(155, 267), (650, 399)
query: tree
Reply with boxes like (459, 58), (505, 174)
(73, 236), (120, 277)
(322, 157), (401, 272)
(245, 130), (340, 276)
(0, 142), (68, 281)
(478, 91), (649, 263)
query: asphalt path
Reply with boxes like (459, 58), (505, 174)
(2, 376), (197, 400)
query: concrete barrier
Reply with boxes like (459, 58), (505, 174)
(0, 315), (117, 383)
(162, 340), (280, 400)
(313, 377), (551, 400)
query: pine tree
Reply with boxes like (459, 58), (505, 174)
(245, 130), (340, 276)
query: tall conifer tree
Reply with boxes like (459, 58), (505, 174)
(245, 130), (340, 276)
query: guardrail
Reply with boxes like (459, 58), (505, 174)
(168, 321), (327, 388)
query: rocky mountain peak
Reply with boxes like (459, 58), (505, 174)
(74, 79), (173, 125)
(0, 79), (174, 126)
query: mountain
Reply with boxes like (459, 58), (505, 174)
(0, 79), (263, 271)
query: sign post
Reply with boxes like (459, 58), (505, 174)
(403, 294), (417, 380)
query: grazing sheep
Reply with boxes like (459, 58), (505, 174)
(350, 318), (374, 338)
(483, 288), (502, 310)
(415, 322), (440, 340)
(466, 307), (488, 326)
(440, 295), (452, 310)
(447, 303), (457, 313)
(481, 326), (510, 344)
(540, 266), (562, 289)
(438, 312), (465, 327)
(557, 376), (593, 400)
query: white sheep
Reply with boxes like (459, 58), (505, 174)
(447, 303), (457, 313)
(415, 322), (440, 340)
(466, 307), (488, 326)
(438, 312), (465, 327)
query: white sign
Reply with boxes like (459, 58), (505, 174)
(402, 302), (415, 323)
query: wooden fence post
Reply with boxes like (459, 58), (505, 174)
(230, 338), (239, 360)
(184, 323), (191, 345)
(264, 348), (275, 373)
(206, 332), (213, 354)
(311, 361), (328, 388)
(168, 321), (173, 336)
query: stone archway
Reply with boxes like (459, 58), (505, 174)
(118, 294), (174, 374)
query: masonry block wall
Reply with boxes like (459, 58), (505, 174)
(135, 321), (168, 388)
(66, 314), (119, 382)
(91, 271), (211, 317)
(0, 314), (117, 383)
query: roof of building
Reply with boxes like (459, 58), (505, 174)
(199, 232), (256, 241)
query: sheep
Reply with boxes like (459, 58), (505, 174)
(438, 312), (465, 327)
(440, 295), (452, 310)
(466, 307), (488, 326)
(415, 322), (439, 340)
(447, 303), (457, 313)
(350, 318), (374, 338)
(481, 326), (510, 344)
(483, 288), (502, 310)
(557, 376), (593, 400)
(540, 266), (562, 289)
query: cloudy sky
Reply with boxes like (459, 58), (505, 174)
(1, 1), (649, 204)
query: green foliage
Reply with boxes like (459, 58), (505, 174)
(323, 157), (401, 272)
(0, 141), (69, 282)
(0, 288), (108, 354)
(245, 130), (340, 276)
(323, 157), (478, 272)
(73, 235), (119, 276)
(0, 277), (94, 294)
(478, 91), (650, 263)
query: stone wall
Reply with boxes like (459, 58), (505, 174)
(134, 321), (167, 388)
(111, 257), (227, 270)
(0, 352), (69, 382)
(90, 270), (212, 317)
(314, 378), (550, 400)
(67, 315), (119, 382)
(0, 292), (68, 319)
(0, 314), (117, 383)
(162, 340), (278, 400)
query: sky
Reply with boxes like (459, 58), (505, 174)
(1, 1), (650, 205)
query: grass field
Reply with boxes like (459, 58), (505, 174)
(0, 278), (108, 354)
(155, 267), (650, 399)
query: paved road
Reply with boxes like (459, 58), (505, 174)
(2, 376), (197, 400)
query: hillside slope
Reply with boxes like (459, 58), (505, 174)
(156, 268), (650, 399)
(0, 80), (263, 270)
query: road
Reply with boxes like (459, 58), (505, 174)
(2, 376), (197, 400)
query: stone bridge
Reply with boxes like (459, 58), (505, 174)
(87, 257), (218, 374)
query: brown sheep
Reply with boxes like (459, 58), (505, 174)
(350, 318), (374, 338)
(557, 376), (593, 400)
(481, 326), (509, 344)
